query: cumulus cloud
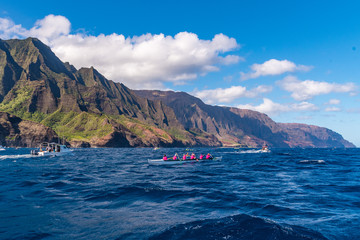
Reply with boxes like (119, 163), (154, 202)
(0, 18), (27, 39)
(325, 107), (341, 112)
(193, 85), (272, 104)
(326, 99), (341, 105)
(238, 98), (290, 115)
(237, 98), (318, 116)
(29, 15), (71, 44)
(277, 76), (357, 101)
(0, 15), (70, 44)
(240, 59), (312, 80)
(291, 101), (319, 111)
(0, 15), (241, 89)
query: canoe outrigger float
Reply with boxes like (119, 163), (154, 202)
(30, 142), (73, 156)
(148, 156), (222, 165)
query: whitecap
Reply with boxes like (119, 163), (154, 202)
(299, 159), (325, 164)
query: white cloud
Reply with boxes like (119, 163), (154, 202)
(277, 76), (357, 101)
(325, 107), (341, 112)
(238, 98), (290, 115)
(291, 101), (318, 111)
(29, 15), (71, 44)
(193, 85), (272, 104)
(0, 15), (241, 89)
(237, 98), (318, 116)
(0, 18), (27, 39)
(0, 15), (70, 44)
(240, 59), (312, 80)
(326, 99), (341, 105)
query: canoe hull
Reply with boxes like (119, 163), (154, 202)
(148, 157), (222, 165)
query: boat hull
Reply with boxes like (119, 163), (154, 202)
(37, 150), (73, 157)
(148, 157), (222, 165)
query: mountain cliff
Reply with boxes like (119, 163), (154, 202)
(277, 123), (354, 148)
(0, 38), (175, 122)
(0, 37), (355, 148)
(0, 38), (217, 147)
(0, 111), (57, 147)
(134, 90), (355, 148)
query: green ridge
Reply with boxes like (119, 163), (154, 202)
(0, 85), (35, 119)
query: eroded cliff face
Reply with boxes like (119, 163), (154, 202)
(134, 90), (356, 148)
(134, 90), (287, 147)
(0, 111), (58, 147)
(277, 123), (355, 148)
(0, 38), (180, 127)
(84, 120), (186, 148)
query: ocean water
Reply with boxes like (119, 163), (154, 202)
(0, 147), (359, 240)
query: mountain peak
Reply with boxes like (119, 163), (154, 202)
(3, 37), (73, 79)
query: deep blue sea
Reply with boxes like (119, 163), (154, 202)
(0, 147), (359, 240)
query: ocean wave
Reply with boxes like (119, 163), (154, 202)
(9, 232), (52, 240)
(237, 149), (270, 154)
(149, 213), (328, 240)
(84, 183), (193, 204)
(0, 154), (37, 160)
(220, 150), (269, 154)
(298, 160), (326, 164)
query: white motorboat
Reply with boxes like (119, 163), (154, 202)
(260, 148), (271, 153)
(0, 145), (5, 151)
(30, 142), (73, 156)
(260, 144), (270, 153)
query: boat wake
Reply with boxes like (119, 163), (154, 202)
(299, 159), (326, 164)
(0, 154), (43, 160)
(149, 214), (328, 240)
(236, 149), (270, 154)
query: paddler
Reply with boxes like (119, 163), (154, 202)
(173, 153), (179, 160)
(163, 154), (168, 161)
(190, 153), (196, 160)
(182, 154), (187, 160)
(206, 153), (213, 159)
(199, 154), (204, 160)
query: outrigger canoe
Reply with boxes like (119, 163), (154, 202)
(148, 156), (222, 165)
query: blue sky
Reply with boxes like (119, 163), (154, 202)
(1, 0), (360, 146)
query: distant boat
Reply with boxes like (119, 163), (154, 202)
(30, 142), (73, 156)
(0, 145), (5, 151)
(261, 144), (270, 153)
